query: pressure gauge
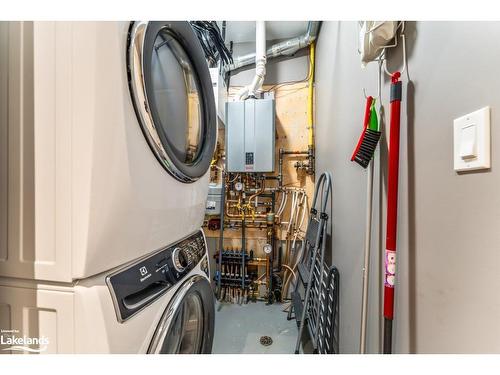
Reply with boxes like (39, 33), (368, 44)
(235, 182), (244, 191)
(263, 243), (272, 254)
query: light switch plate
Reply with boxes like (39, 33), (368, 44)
(453, 107), (490, 172)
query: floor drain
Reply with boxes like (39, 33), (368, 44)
(260, 336), (273, 346)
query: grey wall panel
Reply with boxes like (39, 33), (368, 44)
(315, 21), (500, 353)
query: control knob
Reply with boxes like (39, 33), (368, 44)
(172, 247), (191, 273)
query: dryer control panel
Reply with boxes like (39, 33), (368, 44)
(106, 230), (207, 322)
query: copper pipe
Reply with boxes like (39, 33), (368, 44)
(225, 201), (267, 220)
(247, 178), (265, 207)
(247, 262), (265, 268)
(227, 220), (269, 227)
(281, 150), (309, 155)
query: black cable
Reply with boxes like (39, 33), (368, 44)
(190, 21), (233, 68)
(225, 40), (233, 89)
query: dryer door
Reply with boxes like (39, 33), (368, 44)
(148, 275), (215, 354)
(128, 21), (217, 183)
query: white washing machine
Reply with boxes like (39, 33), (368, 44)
(0, 230), (215, 354)
(0, 21), (217, 282)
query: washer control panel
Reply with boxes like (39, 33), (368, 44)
(106, 230), (207, 322)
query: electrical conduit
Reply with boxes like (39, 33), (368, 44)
(306, 42), (316, 174)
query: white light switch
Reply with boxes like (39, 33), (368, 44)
(459, 124), (476, 160)
(454, 107), (490, 172)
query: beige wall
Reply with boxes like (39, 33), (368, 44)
(315, 21), (500, 353)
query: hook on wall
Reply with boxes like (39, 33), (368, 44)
(383, 23), (407, 76)
(359, 21), (407, 98)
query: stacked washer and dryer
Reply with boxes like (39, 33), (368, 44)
(0, 21), (217, 353)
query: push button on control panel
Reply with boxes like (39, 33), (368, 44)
(155, 256), (169, 272)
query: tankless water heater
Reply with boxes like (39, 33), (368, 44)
(225, 98), (275, 173)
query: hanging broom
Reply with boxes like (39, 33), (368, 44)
(355, 95), (380, 353)
(351, 96), (381, 168)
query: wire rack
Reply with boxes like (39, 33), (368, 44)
(307, 260), (340, 354)
(288, 172), (339, 354)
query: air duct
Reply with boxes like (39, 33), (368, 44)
(227, 21), (321, 72)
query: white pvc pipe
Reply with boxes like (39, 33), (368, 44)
(297, 194), (308, 230)
(237, 21), (267, 100)
(287, 191), (298, 233)
(277, 191), (288, 217)
(252, 20), (266, 94)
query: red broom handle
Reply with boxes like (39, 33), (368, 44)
(383, 72), (402, 354)
(350, 96), (373, 161)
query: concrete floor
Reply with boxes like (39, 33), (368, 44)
(212, 301), (299, 354)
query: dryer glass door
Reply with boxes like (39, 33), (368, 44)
(150, 32), (203, 166)
(128, 21), (217, 183)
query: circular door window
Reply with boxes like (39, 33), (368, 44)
(148, 276), (215, 354)
(128, 21), (216, 183)
(160, 292), (204, 353)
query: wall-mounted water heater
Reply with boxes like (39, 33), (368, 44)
(225, 98), (275, 173)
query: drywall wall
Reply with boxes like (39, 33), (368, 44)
(315, 21), (500, 353)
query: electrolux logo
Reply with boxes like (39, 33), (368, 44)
(0, 329), (49, 353)
(139, 266), (151, 282)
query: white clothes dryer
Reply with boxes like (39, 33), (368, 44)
(0, 21), (217, 282)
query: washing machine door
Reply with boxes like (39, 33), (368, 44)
(148, 275), (215, 354)
(128, 21), (217, 183)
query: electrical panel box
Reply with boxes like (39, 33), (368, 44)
(225, 98), (275, 172)
(205, 183), (223, 216)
